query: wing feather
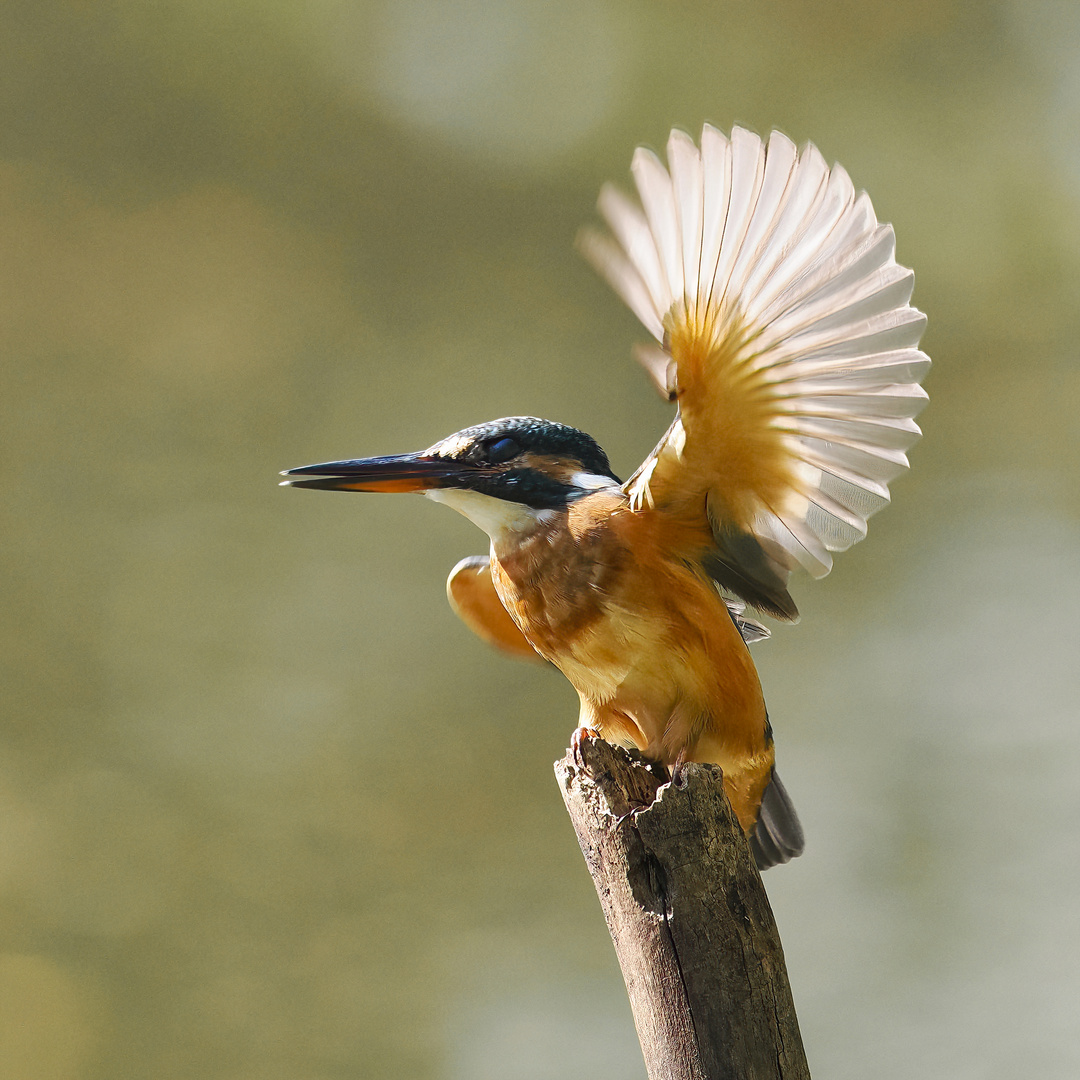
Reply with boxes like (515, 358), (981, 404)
(632, 147), (682, 304)
(446, 556), (546, 663)
(593, 185), (667, 336)
(725, 130), (799, 305)
(708, 127), (765, 310)
(667, 130), (705, 310)
(578, 227), (662, 339)
(580, 126), (929, 613)
(699, 124), (733, 309)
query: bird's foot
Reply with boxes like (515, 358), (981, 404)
(612, 804), (649, 829)
(571, 726), (602, 770)
(669, 749), (690, 788)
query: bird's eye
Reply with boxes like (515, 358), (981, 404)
(485, 437), (520, 463)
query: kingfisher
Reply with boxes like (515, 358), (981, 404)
(283, 126), (929, 869)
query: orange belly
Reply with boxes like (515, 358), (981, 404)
(490, 494), (774, 832)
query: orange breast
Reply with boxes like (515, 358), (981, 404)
(490, 493), (770, 765)
(492, 496), (629, 656)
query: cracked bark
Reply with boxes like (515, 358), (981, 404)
(555, 737), (810, 1080)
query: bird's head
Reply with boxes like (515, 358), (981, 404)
(282, 417), (621, 541)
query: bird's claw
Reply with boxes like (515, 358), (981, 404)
(669, 750), (689, 788)
(612, 805), (648, 829)
(571, 726), (601, 770)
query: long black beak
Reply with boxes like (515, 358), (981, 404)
(280, 453), (474, 493)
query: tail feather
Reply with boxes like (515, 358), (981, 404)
(750, 770), (805, 870)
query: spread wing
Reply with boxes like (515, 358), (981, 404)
(579, 126), (929, 619)
(446, 556), (547, 663)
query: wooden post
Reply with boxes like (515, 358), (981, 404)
(555, 737), (810, 1080)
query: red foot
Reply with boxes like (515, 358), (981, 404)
(571, 726), (601, 770)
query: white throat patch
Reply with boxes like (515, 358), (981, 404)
(425, 488), (549, 541)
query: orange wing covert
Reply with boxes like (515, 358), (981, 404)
(446, 556), (547, 664)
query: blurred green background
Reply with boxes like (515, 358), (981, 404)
(2, 0), (1079, 1077)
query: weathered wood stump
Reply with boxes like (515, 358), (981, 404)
(555, 737), (810, 1080)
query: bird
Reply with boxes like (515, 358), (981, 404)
(282, 125), (929, 869)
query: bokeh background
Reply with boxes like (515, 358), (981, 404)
(2, 1), (1079, 1077)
